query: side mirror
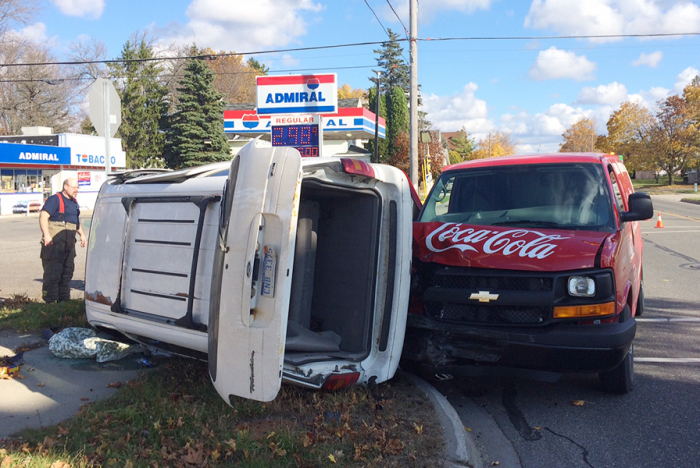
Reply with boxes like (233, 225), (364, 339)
(620, 192), (653, 222)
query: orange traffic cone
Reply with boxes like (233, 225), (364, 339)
(655, 212), (665, 228)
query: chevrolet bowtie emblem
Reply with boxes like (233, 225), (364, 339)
(469, 291), (499, 303)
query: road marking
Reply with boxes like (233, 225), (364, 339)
(635, 358), (700, 363)
(637, 318), (700, 322)
(642, 230), (700, 234)
(657, 211), (700, 223)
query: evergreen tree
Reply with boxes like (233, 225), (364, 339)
(162, 48), (231, 169)
(366, 86), (388, 161)
(448, 127), (476, 161)
(247, 57), (270, 75)
(370, 29), (410, 95)
(108, 35), (168, 168)
(387, 85), (409, 156)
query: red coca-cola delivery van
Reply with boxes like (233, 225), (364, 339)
(404, 153), (653, 393)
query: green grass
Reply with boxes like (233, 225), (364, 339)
(0, 295), (88, 332)
(632, 178), (699, 194)
(0, 299), (446, 467)
(1, 360), (444, 467)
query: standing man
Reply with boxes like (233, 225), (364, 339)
(39, 178), (86, 303)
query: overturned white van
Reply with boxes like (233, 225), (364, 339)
(84, 140), (415, 403)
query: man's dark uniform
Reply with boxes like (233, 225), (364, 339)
(41, 193), (80, 302)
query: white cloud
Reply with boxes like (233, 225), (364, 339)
(7, 22), (48, 44)
(499, 102), (616, 153)
(50, 0), (104, 19)
(422, 83), (492, 134)
(529, 47), (597, 81)
(632, 51), (663, 68)
(154, 0), (323, 51)
(525, 0), (700, 43)
(672, 66), (700, 94)
(576, 82), (628, 105)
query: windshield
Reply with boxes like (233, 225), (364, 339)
(419, 162), (615, 232)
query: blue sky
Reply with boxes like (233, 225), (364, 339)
(26, 0), (700, 152)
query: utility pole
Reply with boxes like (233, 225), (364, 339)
(409, 0), (419, 188)
(373, 71), (381, 164)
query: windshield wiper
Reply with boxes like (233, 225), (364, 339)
(491, 220), (561, 228)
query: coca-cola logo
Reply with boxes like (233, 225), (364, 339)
(424, 223), (570, 260)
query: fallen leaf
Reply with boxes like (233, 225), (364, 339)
(267, 431), (276, 439)
(465, 427), (472, 432)
(571, 400), (585, 406)
(225, 439), (237, 452)
(50, 461), (71, 468)
(2, 455), (13, 467)
(42, 436), (55, 449)
(106, 381), (121, 389)
(414, 424), (423, 435)
(533, 426), (542, 430)
(328, 454), (337, 464)
(80, 397), (89, 401)
(58, 425), (70, 436)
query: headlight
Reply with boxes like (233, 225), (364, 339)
(568, 276), (595, 297)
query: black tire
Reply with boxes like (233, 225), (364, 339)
(600, 344), (634, 394)
(635, 274), (644, 317)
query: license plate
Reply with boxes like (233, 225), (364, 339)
(261, 245), (276, 298)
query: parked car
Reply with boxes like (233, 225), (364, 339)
(404, 153), (653, 394)
(84, 140), (416, 403)
(12, 200), (42, 214)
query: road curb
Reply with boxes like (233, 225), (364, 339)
(403, 371), (481, 468)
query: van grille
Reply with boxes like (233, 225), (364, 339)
(425, 302), (549, 325)
(424, 269), (555, 326)
(432, 274), (552, 291)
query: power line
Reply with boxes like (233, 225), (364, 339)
(385, 0), (409, 38)
(0, 40), (391, 68)
(0, 64), (377, 84)
(0, 31), (698, 69)
(363, 0), (390, 38)
(419, 32), (700, 42)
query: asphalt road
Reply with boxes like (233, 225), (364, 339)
(0, 212), (90, 301)
(432, 194), (700, 468)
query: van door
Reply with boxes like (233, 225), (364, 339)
(209, 142), (302, 403)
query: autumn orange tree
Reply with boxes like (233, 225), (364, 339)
(388, 131), (444, 182)
(471, 131), (517, 159)
(202, 48), (267, 104)
(602, 101), (656, 175)
(651, 94), (697, 185)
(337, 83), (365, 100)
(559, 118), (598, 152)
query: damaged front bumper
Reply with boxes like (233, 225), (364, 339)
(403, 313), (636, 374)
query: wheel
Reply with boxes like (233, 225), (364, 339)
(635, 273), (644, 317)
(600, 344), (634, 394)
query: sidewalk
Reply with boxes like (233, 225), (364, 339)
(0, 330), (142, 441)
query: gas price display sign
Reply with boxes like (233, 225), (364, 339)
(270, 114), (322, 157)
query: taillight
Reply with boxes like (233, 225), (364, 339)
(341, 158), (375, 178)
(322, 372), (361, 391)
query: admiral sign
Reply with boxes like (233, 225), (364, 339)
(0, 142), (70, 165)
(256, 74), (338, 115)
